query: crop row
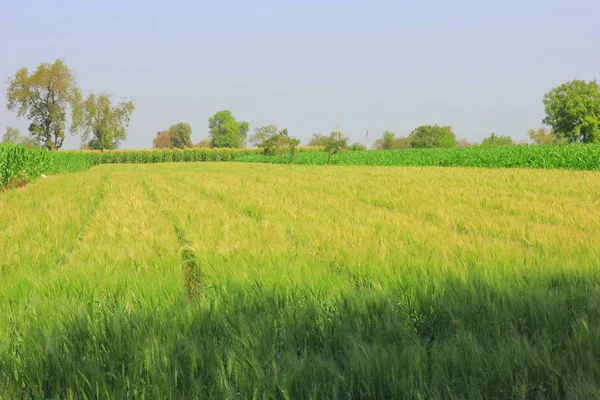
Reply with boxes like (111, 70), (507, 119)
(2, 143), (600, 186)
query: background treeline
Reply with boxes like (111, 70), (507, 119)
(4, 60), (600, 153)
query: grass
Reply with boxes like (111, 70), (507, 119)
(1, 162), (600, 398)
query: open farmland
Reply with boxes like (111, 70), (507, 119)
(1, 162), (600, 398)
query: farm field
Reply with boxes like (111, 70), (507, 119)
(1, 162), (600, 398)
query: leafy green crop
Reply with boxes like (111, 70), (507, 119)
(3, 143), (600, 187)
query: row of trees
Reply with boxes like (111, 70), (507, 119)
(5, 59), (135, 150)
(5, 60), (598, 151)
(367, 126), (568, 151)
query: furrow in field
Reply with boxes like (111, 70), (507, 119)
(140, 177), (204, 301)
(52, 169), (181, 297)
(0, 170), (107, 276)
(56, 175), (109, 267)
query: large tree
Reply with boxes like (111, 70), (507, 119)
(74, 92), (134, 150)
(169, 123), (193, 148)
(6, 59), (81, 150)
(543, 79), (600, 143)
(208, 110), (248, 148)
(250, 124), (278, 147)
(409, 125), (456, 148)
(153, 130), (172, 149)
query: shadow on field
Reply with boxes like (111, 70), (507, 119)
(2, 273), (600, 399)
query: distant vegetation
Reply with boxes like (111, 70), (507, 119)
(4, 59), (600, 153)
(4, 143), (600, 188)
(6, 59), (135, 150)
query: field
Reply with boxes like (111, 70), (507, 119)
(1, 162), (600, 398)
(3, 143), (600, 189)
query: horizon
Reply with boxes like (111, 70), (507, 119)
(1, 0), (599, 149)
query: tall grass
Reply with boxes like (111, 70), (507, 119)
(1, 163), (600, 398)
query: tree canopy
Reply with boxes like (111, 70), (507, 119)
(169, 123), (193, 148)
(409, 125), (456, 148)
(373, 131), (411, 150)
(74, 92), (135, 150)
(6, 59), (81, 150)
(250, 124), (278, 148)
(152, 130), (172, 149)
(543, 79), (600, 143)
(307, 134), (331, 147)
(208, 110), (248, 148)
(480, 133), (514, 146)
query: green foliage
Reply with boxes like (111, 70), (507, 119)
(349, 142), (366, 151)
(4, 143), (600, 189)
(527, 127), (568, 145)
(480, 133), (515, 146)
(208, 110), (248, 148)
(2, 163), (600, 398)
(250, 125), (300, 162)
(382, 131), (395, 150)
(543, 79), (600, 143)
(409, 125), (457, 148)
(74, 92), (135, 150)
(307, 134), (331, 147)
(196, 138), (211, 148)
(169, 123), (193, 149)
(320, 132), (349, 164)
(250, 124), (278, 147)
(0, 143), (96, 186)
(6, 59), (82, 150)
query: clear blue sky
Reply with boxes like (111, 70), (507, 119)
(1, 0), (598, 149)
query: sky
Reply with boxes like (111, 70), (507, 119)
(1, 0), (599, 149)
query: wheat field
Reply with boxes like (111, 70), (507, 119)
(1, 163), (600, 398)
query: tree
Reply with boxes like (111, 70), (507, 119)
(74, 92), (134, 150)
(322, 132), (349, 164)
(2, 127), (20, 143)
(528, 127), (553, 144)
(543, 79), (600, 143)
(307, 134), (331, 147)
(527, 127), (567, 145)
(2, 126), (39, 148)
(6, 59), (81, 150)
(251, 125), (300, 161)
(349, 142), (366, 151)
(392, 136), (411, 149)
(409, 125), (457, 148)
(196, 138), (211, 148)
(250, 124), (278, 147)
(374, 135), (411, 150)
(169, 123), (192, 148)
(208, 110), (248, 148)
(153, 130), (172, 149)
(238, 121), (249, 148)
(382, 131), (395, 150)
(480, 133), (514, 146)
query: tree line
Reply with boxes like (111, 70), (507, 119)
(4, 59), (600, 151)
